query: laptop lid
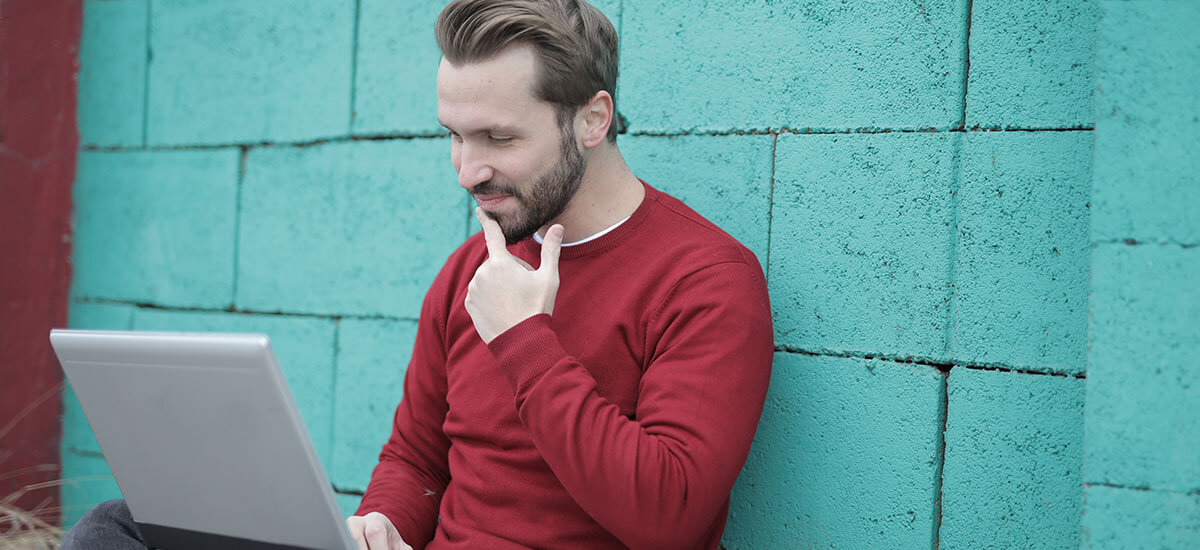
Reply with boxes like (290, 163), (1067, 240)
(50, 329), (356, 550)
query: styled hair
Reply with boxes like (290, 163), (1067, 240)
(435, 0), (622, 142)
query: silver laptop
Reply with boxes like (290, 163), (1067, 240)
(50, 329), (356, 550)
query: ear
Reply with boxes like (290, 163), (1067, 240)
(577, 90), (614, 149)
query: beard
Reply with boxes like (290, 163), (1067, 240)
(473, 117), (586, 245)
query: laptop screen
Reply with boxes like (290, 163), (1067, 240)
(51, 329), (355, 550)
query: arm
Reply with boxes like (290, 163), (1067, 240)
(485, 260), (774, 549)
(355, 283), (453, 549)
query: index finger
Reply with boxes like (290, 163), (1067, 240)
(475, 207), (510, 259)
(475, 207), (508, 258)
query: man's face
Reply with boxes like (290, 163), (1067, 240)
(437, 45), (586, 245)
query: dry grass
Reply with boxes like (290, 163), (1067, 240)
(0, 473), (68, 550)
(0, 501), (63, 550)
(1, 383), (68, 550)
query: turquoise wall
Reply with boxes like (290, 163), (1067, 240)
(63, 0), (1193, 547)
(1081, 1), (1200, 547)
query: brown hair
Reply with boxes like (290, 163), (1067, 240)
(435, 0), (622, 142)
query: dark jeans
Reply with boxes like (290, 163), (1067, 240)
(60, 499), (154, 550)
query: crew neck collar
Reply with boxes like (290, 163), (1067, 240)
(532, 213), (631, 247)
(519, 180), (657, 261)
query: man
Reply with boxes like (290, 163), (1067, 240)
(60, 0), (771, 548)
(344, 0), (773, 548)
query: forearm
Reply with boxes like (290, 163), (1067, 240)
(355, 277), (454, 549)
(357, 448), (446, 548)
(487, 310), (772, 548)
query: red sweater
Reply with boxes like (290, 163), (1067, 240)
(357, 183), (774, 549)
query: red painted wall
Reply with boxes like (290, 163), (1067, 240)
(0, 0), (81, 526)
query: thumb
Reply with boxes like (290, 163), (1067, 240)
(540, 224), (564, 274)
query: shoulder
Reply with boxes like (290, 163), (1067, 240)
(633, 188), (774, 352)
(606, 185), (770, 324)
(639, 185), (763, 279)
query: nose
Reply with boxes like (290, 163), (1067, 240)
(456, 143), (493, 192)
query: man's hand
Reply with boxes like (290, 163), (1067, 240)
(466, 207), (564, 344)
(346, 512), (412, 550)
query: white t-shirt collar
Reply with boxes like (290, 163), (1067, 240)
(532, 214), (633, 247)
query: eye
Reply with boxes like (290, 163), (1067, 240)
(488, 135), (512, 144)
(449, 131), (462, 142)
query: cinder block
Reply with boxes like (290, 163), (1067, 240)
(1082, 484), (1200, 549)
(723, 352), (943, 549)
(769, 133), (957, 359)
(940, 368), (1085, 549)
(623, 135), (772, 263)
(237, 139), (466, 318)
(1092, 1), (1200, 244)
(131, 309), (338, 470)
(336, 492), (363, 519)
(78, 0), (146, 146)
(146, 0), (354, 145)
(67, 302), (137, 331)
(953, 131), (1091, 374)
(352, 0), (444, 135)
(59, 450), (123, 527)
(965, 0), (1098, 128)
(331, 318), (417, 492)
(620, 0), (965, 133)
(72, 150), (239, 308)
(1084, 244), (1200, 493)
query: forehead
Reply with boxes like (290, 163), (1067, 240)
(436, 45), (555, 132)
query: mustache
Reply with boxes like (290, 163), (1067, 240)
(471, 181), (520, 198)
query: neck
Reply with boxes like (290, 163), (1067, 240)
(539, 142), (644, 243)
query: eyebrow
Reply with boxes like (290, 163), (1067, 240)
(438, 120), (521, 136)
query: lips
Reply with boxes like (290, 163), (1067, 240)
(474, 194), (511, 211)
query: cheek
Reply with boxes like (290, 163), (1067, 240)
(516, 144), (559, 180)
(487, 151), (530, 185)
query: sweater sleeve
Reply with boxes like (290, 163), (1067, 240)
(485, 260), (774, 549)
(355, 281), (453, 549)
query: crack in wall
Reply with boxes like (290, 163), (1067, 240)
(332, 484), (365, 497)
(957, 0), (973, 132)
(1093, 238), (1198, 249)
(764, 133), (777, 283)
(70, 297), (1080, 378)
(72, 296), (419, 323)
(232, 145), (248, 309)
(141, 0), (152, 146)
(1084, 482), (1200, 497)
(773, 343), (1085, 379)
(348, 0), (361, 134)
(78, 126), (1097, 155)
(931, 369), (949, 549)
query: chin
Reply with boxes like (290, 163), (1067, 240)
(486, 211), (533, 245)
